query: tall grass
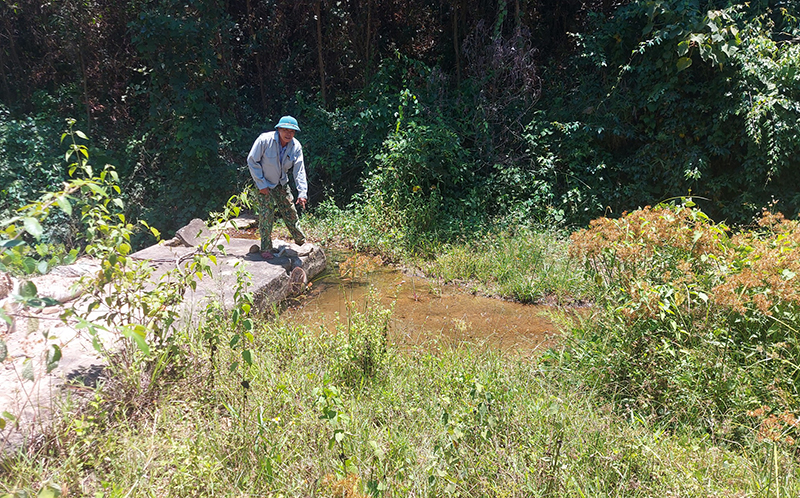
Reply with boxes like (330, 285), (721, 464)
(568, 203), (800, 445)
(2, 295), (797, 496)
(423, 229), (594, 304)
(4, 200), (800, 496)
(305, 202), (593, 304)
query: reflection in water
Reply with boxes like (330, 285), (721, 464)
(282, 250), (559, 354)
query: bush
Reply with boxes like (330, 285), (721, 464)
(565, 202), (800, 444)
(358, 90), (482, 253)
(0, 107), (66, 223)
(526, 2), (800, 225)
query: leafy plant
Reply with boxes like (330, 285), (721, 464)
(330, 292), (392, 388)
(566, 201), (800, 443)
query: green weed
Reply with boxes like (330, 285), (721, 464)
(567, 202), (800, 446)
(3, 293), (798, 496)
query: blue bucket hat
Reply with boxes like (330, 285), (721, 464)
(275, 115), (300, 131)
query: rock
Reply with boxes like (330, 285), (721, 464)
(175, 218), (213, 247)
(213, 215), (257, 231)
(49, 258), (99, 278)
(162, 237), (183, 247)
(29, 274), (82, 304)
(2, 232), (327, 457)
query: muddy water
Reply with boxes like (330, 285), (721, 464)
(283, 250), (560, 354)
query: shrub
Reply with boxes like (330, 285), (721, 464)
(566, 202), (800, 444)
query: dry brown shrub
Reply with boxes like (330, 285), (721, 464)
(572, 204), (800, 319)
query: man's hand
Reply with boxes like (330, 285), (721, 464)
(259, 187), (270, 195)
(296, 197), (307, 209)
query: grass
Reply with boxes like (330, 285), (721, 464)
(3, 206), (800, 496)
(422, 228), (594, 304)
(304, 204), (595, 304)
(2, 298), (798, 496)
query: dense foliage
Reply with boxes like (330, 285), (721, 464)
(2, 0), (798, 246)
(568, 202), (800, 444)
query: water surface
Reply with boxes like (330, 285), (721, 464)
(283, 250), (560, 355)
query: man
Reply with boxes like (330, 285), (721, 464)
(246, 115), (308, 259)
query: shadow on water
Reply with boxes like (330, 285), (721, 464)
(283, 248), (562, 355)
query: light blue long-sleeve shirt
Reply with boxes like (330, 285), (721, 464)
(246, 130), (308, 199)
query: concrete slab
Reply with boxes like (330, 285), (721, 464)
(130, 237), (326, 311)
(1, 232), (326, 457)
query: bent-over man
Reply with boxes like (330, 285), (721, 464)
(246, 115), (308, 259)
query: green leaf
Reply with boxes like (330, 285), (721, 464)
(38, 481), (63, 498)
(87, 184), (107, 197)
(23, 217), (43, 238)
(56, 196), (72, 216)
(75, 130), (88, 140)
(22, 257), (37, 274)
(122, 325), (150, 356)
(37, 260), (49, 275)
(334, 429), (346, 443)
(19, 280), (38, 299)
(64, 249), (78, 265)
(46, 345), (62, 373)
(242, 349), (252, 365)
(22, 358), (34, 381)
(0, 238), (26, 249)
(676, 57), (693, 71)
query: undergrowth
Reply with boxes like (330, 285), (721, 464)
(3, 295), (796, 496)
(565, 201), (800, 447)
(305, 201), (592, 304)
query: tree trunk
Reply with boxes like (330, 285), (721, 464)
(0, 39), (9, 102)
(2, 20), (22, 101)
(314, 0), (327, 106)
(452, 0), (460, 87)
(246, 0), (267, 112)
(364, 0), (372, 80)
(78, 47), (91, 133)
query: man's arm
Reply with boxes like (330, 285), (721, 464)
(247, 135), (270, 191)
(293, 146), (308, 207)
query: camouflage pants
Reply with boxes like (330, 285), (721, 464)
(256, 183), (305, 251)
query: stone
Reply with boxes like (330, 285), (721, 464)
(289, 267), (307, 296)
(174, 218), (212, 247)
(213, 215), (257, 231)
(0, 272), (12, 300)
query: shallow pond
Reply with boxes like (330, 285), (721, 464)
(283, 249), (561, 355)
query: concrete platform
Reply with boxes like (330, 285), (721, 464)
(130, 236), (327, 312)
(0, 218), (326, 456)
